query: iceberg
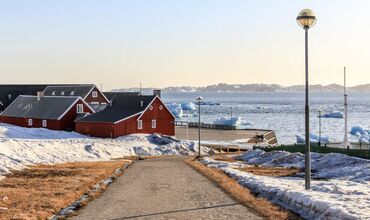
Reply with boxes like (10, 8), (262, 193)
(213, 116), (242, 126)
(296, 133), (329, 144)
(320, 111), (343, 118)
(350, 126), (370, 142)
(181, 102), (196, 111)
(166, 103), (183, 118)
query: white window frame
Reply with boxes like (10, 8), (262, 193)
(77, 104), (84, 113)
(71, 91), (75, 95)
(91, 102), (99, 105)
(61, 91), (65, 95)
(92, 91), (98, 98)
(138, 120), (143, 130)
(28, 119), (33, 126)
(152, 119), (156, 129)
(52, 91), (55, 96)
(42, 120), (47, 127)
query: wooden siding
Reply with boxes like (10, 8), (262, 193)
(84, 87), (109, 105)
(0, 99), (93, 131)
(75, 97), (175, 138)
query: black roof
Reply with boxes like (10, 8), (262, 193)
(0, 84), (93, 112)
(43, 85), (95, 97)
(103, 92), (141, 101)
(0, 95), (81, 120)
(77, 94), (156, 123)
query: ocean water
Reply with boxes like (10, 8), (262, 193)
(162, 92), (370, 144)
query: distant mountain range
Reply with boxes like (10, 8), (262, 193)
(112, 83), (370, 93)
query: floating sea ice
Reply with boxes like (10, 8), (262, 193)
(213, 116), (242, 126)
(320, 111), (344, 118)
(296, 133), (329, 144)
(166, 103), (183, 118)
(180, 102), (196, 111)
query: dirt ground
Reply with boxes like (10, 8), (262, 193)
(0, 160), (131, 219)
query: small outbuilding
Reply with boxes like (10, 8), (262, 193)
(75, 93), (175, 138)
(0, 94), (94, 131)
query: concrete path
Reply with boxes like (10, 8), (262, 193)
(72, 157), (263, 220)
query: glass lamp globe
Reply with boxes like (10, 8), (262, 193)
(297, 9), (317, 28)
(195, 96), (203, 103)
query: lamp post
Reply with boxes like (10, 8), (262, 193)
(297, 9), (317, 190)
(318, 109), (322, 147)
(195, 96), (203, 158)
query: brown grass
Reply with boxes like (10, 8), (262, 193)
(185, 158), (300, 220)
(236, 166), (300, 177)
(0, 160), (132, 220)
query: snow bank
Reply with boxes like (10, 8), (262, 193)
(0, 123), (207, 178)
(296, 133), (329, 144)
(237, 149), (370, 182)
(166, 103), (183, 118)
(202, 155), (370, 220)
(320, 111), (344, 118)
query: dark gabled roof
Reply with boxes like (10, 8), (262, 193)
(0, 85), (49, 111)
(43, 85), (95, 98)
(103, 92), (141, 101)
(77, 94), (156, 123)
(0, 96), (81, 120)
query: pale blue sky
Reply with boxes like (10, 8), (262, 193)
(0, 1), (369, 90)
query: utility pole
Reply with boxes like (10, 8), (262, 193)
(341, 67), (351, 149)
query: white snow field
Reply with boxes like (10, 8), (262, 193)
(202, 150), (370, 220)
(0, 123), (205, 179)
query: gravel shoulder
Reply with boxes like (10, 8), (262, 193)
(72, 157), (262, 220)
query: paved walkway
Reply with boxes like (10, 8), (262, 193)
(72, 157), (262, 220)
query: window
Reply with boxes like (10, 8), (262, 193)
(52, 91), (55, 96)
(42, 120), (47, 127)
(28, 119), (33, 126)
(140, 101), (144, 107)
(61, 91), (65, 95)
(8, 94), (11, 99)
(101, 102), (107, 105)
(159, 105), (163, 110)
(71, 91), (75, 95)
(92, 91), (98, 98)
(149, 105), (153, 110)
(138, 120), (143, 129)
(77, 104), (84, 113)
(152, 120), (156, 129)
(91, 102), (99, 105)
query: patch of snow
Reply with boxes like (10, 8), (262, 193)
(236, 149), (370, 182)
(202, 156), (370, 220)
(0, 123), (207, 179)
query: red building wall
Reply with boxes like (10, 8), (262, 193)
(84, 87), (108, 105)
(75, 97), (175, 138)
(0, 99), (93, 131)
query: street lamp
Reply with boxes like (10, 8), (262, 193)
(297, 9), (316, 190)
(195, 96), (203, 158)
(318, 109), (322, 147)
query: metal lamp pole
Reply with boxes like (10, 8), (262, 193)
(297, 9), (317, 190)
(318, 109), (322, 147)
(195, 96), (203, 158)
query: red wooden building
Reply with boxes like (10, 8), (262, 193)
(0, 94), (94, 131)
(43, 85), (109, 112)
(75, 93), (175, 138)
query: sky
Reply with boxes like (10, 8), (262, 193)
(0, 0), (369, 90)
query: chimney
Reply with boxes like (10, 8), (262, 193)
(153, 89), (161, 97)
(37, 91), (44, 101)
